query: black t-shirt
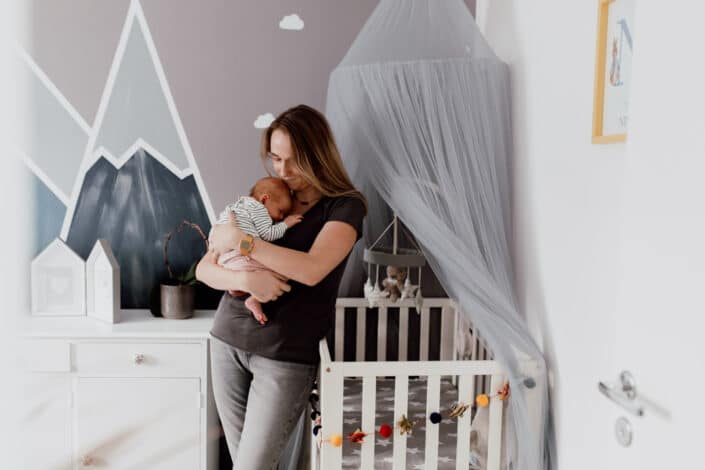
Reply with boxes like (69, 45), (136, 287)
(210, 195), (366, 364)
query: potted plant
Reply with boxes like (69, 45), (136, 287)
(160, 220), (208, 319)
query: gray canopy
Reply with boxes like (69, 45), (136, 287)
(326, 0), (551, 468)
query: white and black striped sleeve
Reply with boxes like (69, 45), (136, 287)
(248, 204), (287, 241)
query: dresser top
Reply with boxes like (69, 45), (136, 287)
(18, 310), (216, 338)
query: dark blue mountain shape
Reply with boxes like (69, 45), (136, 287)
(29, 167), (66, 258)
(66, 149), (219, 309)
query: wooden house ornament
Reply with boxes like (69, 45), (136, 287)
(86, 239), (121, 323)
(31, 238), (86, 316)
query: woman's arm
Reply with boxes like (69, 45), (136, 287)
(209, 213), (357, 287)
(195, 250), (291, 301)
(252, 221), (357, 286)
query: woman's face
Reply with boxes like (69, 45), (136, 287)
(269, 129), (307, 191)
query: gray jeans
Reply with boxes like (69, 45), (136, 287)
(209, 335), (316, 470)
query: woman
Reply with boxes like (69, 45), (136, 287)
(196, 104), (367, 469)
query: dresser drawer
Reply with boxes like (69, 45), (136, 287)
(73, 342), (203, 377)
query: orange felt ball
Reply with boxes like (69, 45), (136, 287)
(476, 394), (490, 408)
(328, 434), (343, 447)
(379, 424), (393, 438)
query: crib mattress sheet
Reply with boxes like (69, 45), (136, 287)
(339, 376), (469, 469)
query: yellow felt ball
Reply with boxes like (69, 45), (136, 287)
(476, 394), (490, 408)
(328, 434), (343, 447)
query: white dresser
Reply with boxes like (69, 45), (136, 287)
(17, 310), (219, 470)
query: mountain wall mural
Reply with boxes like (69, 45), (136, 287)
(66, 149), (217, 309)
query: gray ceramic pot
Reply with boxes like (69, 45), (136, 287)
(160, 284), (195, 319)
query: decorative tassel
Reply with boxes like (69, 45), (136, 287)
(449, 402), (470, 418)
(397, 414), (416, 436)
(348, 428), (367, 444)
(498, 383), (510, 401)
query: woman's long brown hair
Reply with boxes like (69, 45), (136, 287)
(261, 104), (367, 214)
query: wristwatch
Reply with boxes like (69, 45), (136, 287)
(239, 233), (255, 258)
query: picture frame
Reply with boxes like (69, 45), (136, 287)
(31, 239), (86, 316)
(592, 0), (635, 144)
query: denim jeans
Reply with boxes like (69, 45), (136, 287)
(209, 335), (316, 470)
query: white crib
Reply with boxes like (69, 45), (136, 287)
(310, 297), (506, 470)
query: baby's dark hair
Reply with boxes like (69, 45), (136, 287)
(249, 177), (291, 203)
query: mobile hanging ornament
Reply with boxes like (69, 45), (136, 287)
(363, 214), (425, 310)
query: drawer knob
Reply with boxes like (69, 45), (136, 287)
(133, 353), (145, 365)
(81, 455), (94, 466)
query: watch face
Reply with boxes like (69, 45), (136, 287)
(241, 241), (251, 249)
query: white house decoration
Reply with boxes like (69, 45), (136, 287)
(31, 238), (86, 316)
(86, 239), (121, 323)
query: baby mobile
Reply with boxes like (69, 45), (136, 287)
(311, 377), (537, 448)
(363, 214), (426, 312)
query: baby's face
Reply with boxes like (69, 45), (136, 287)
(263, 195), (292, 221)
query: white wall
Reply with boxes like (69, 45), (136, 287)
(483, 1), (705, 468)
(1, 2), (32, 467)
(482, 1), (627, 467)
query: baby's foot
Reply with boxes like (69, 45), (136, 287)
(245, 296), (268, 325)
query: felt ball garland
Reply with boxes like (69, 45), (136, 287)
(311, 378), (534, 448)
(379, 424), (393, 438)
(326, 434), (343, 447)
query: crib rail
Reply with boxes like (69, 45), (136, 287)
(317, 341), (505, 470)
(312, 297), (503, 470)
(333, 297), (463, 363)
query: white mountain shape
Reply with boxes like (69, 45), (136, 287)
(92, 16), (190, 172)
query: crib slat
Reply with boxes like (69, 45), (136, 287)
(487, 374), (505, 470)
(361, 376), (376, 469)
(424, 375), (441, 470)
(320, 365), (344, 468)
(419, 306), (430, 361)
(356, 307), (366, 362)
(398, 307), (409, 361)
(471, 327), (479, 360)
(440, 305), (456, 361)
(377, 306), (387, 361)
(455, 374), (475, 470)
(335, 306), (344, 361)
(392, 375), (409, 470)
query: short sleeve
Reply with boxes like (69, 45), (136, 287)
(325, 196), (366, 241)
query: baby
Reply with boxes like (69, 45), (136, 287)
(213, 176), (302, 323)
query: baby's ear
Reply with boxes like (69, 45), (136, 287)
(260, 194), (270, 204)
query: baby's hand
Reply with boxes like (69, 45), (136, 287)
(283, 214), (303, 228)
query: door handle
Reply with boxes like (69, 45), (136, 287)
(598, 370), (645, 417)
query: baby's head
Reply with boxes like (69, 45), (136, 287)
(249, 177), (292, 221)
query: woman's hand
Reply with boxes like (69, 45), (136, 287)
(209, 211), (243, 253)
(244, 270), (291, 302)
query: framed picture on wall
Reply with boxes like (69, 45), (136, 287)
(592, 0), (635, 144)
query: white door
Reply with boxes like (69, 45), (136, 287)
(600, 2), (705, 467)
(75, 377), (201, 469)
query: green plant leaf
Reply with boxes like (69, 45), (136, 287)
(176, 261), (200, 286)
